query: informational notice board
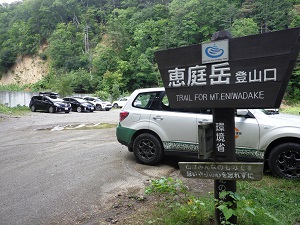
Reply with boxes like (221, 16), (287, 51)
(154, 28), (300, 109)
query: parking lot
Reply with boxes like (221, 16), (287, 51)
(0, 110), (198, 224)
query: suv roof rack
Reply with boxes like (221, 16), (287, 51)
(39, 92), (59, 98)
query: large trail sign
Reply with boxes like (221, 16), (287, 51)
(155, 28), (300, 109)
(155, 28), (300, 225)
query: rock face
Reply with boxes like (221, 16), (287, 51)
(0, 45), (49, 85)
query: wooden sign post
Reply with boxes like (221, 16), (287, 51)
(210, 31), (237, 224)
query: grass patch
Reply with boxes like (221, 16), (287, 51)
(0, 104), (30, 116)
(144, 176), (300, 225)
(280, 104), (300, 115)
(238, 176), (300, 225)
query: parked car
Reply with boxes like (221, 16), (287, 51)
(29, 95), (71, 113)
(116, 87), (300, 179)
(83, 96), (112, 111)
(112, 97), (129, 108)
(63, 97), (94, 112)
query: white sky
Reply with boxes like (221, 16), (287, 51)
(0, 0), (22, 4)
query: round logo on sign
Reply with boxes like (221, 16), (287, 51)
(205, 43), (224, 58)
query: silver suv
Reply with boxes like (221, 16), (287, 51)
(83, 96), (112, 111)
(116, 87), (300, 179)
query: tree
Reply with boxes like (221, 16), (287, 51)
(289, 4), (300, 28)
(230, 18), (259, 37)
(49, 22), (86, 72)
(253, 0), (293, 32)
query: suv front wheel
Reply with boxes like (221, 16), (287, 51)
(268, 143), (300, 179)
(133, 133), (164, 165)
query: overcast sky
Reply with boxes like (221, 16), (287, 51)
(0, 0), (22, 4)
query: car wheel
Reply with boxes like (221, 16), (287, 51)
(268, 143), (300, 179)
(96, 105), (102, 111)
(48, 106), (55, 113)
(30, 105), (36, 112)
(133, 133), (164, 165)
(76, 106), (82, 112)
(113, 103), (118, 108)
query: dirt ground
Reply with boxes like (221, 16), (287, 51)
(82, 171), (214, 225)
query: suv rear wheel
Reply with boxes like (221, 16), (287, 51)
(77, 106), (82, 112)
(133, 133), (164, 165)
(268, 143), (300, 179)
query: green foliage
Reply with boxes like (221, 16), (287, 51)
(0, 104), (30, 115)
(0, 84), (29, 91)
(49, 22), (86, 72)
(145, 177), (213, 224)
(111, 83), (121, 101)
(231, 18), (259, 37)
(0, 0), (300, 99)
(216, 191), (279, 225)
(94, 90), (110, 101)
(253, 0), (293, 32)
(145, 177), (189, 197)
(145, 176), (300, 225)
(280, 104), (300, 114)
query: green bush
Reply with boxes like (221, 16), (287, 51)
(144, 176), (299, 225)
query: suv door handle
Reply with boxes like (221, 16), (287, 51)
(153, 116), (163, 120)
(199, 119), (208, 123)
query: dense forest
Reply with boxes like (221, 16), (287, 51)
(0, 0), (300, 101)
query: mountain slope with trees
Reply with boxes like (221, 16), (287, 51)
(0, 0), (300, 101)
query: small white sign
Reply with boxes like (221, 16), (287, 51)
(202, 39), (229, 64)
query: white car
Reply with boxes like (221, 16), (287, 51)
(112, 97), (129, 108)
(116, 87), (300, 179)
(83, 96), (112, 111)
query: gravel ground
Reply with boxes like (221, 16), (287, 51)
(0, 109), (213, 225)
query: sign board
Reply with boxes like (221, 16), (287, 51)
(179, 162), (263, 181)
(155, 28), (300, 109)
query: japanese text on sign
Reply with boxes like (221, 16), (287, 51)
(179, 162), (264, 181)
(216, 122), (225, 153)
(168, 62), (277, 87)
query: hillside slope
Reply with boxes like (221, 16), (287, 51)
(0, 45), (48, 86)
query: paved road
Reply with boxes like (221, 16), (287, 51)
(0, 110), (179, 225)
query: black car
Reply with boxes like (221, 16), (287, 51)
(29, 95), (71, 113)
(63, 97), (95, 112)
